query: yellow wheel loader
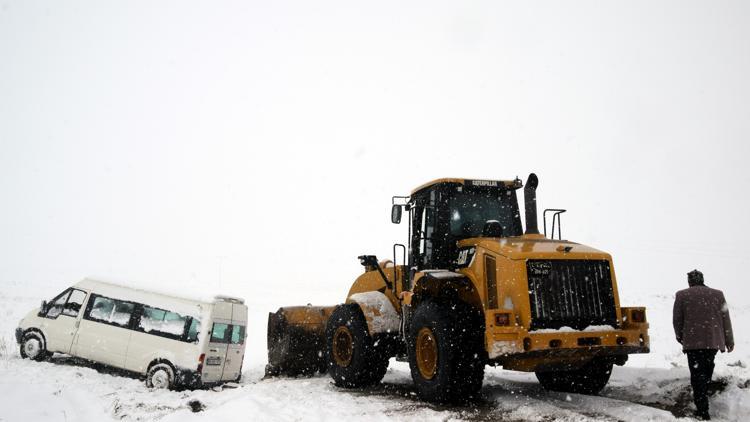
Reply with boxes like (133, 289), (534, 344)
(266, 174), (650, 402)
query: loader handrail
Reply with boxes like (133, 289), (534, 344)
(543, 208), (566, 240)
(393, 243), (407, 291)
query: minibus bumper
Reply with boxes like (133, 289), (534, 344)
(15, 328), (23, 344)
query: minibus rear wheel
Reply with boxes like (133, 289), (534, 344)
(146, 362), (175, 390)
(20, 332), (49, 361)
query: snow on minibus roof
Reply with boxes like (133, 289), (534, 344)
(74, 277), (245, 318)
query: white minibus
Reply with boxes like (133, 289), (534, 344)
(16, 278), (248, 389)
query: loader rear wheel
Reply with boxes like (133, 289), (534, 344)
(326, 304), (388, 388)
(535, 358), (613, 395)
(408, 300), (485, 403)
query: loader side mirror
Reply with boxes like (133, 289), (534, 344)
(391, 204), (402, 224)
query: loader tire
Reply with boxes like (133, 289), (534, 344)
(326, 304), (388, 388)
(535, 358), (613, 395)
(408, 300), (485, 403)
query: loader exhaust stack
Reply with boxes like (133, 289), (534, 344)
(524, 173), (540, 235)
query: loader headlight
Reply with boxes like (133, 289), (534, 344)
(494, 312), (512, 326)
(630, 309), (646, 323)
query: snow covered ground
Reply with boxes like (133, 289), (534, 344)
(1, 280), (748, 422)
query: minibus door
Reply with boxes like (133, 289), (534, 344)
(203, 321), (230, 383)
(72, 294), (135, 368)
(39, 288), (88, 353)
(222, 304), (247, 381)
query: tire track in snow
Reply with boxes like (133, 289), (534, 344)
(335, 365), (677, 421)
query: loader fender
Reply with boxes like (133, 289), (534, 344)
(347, 291), (400, 335)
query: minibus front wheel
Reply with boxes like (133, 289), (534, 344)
(146, 361), (175, 390)
(20, 331), (49, 361)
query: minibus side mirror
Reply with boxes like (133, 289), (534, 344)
(391, 204), (402, 224)
(38, 300), (47, 316)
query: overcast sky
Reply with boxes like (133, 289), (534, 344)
(1, 1), (749, 307)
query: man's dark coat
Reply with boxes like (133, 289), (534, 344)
(673, 285), (734, 352)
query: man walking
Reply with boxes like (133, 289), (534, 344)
(673, 269), (734, 420)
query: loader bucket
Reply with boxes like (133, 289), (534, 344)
(265, 305), (335, 377)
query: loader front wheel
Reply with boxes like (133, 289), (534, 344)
(326, 304), (388, 388)
(332, 326), (354, 367)
(408, 300), (485, 403)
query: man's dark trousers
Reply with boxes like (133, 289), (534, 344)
(687, 349), (717, 416)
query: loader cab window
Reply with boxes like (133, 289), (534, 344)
(411, 196), (434, 269)
(408, 183), (522, 271)
(419, 206), (435, 265)
(448, 189), (523, 238)
(411, 188), (450, 270)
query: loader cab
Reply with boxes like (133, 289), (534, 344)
(401, 179), (524, 272)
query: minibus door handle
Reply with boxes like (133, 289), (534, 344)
(209, 348), (218, 353)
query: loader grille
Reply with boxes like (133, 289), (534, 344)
(526, 259), (617, 330)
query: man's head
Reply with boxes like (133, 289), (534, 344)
(687, 269), (704, 286)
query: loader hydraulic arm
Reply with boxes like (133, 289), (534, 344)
(358, 255), (394, 291)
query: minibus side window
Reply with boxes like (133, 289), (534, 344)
(45, 289), (71, 319)
(88, 296), (115, 322)
(139, 305), (189, 339)
(210, 323), (230, 343)
(111, 302), (134, 326)
(85, 295), (135, 328)
(186, 318), (201, 343)
(230, 325), (245, 345)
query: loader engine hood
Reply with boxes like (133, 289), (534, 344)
(457, 234), (611, 261)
